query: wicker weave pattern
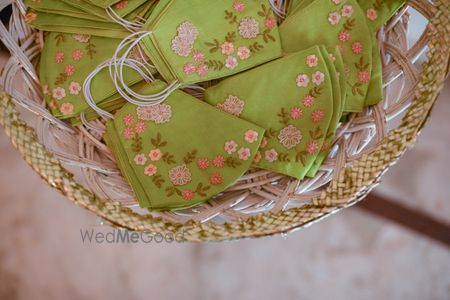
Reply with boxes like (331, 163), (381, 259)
(0, 0), (449, 241)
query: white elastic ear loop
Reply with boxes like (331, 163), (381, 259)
(83, 59), (155, 120)
(105, 6), (144, 32)
(110, 31), (182, 106)
(269, 0), (286, 18)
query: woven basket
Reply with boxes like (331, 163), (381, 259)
(0, 0), (449, 242)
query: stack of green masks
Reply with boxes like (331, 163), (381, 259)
(204, 45), (345, 179)
(104, 80), (265, 210)
(39, 32), (150, 125)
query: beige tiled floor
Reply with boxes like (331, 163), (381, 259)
(0, 84), (449, 299)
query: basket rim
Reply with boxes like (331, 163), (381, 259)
(0, 0), (449, 242)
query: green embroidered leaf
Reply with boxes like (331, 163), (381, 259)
(162, 152), (176, 165)
(195, 183), (211, 197)
(183, 150), (198, 164)
(152, 174), (165, 188)
(224, 10), (238, 24)
(225, 31), (236, 43)
(151, 133), (167, 148)
(85, 41), (96, 59)
(204, 39), (220, 53)
(373, 0), (383, 10)
(249, 42), (264, 53)
(205, 59), (224, 71)
(225, 157), (242, 168)
(131, 133), (143, 153)
(54, 33), (65, 46)
(309, 127), (323, 140)
(296, 151), (308, 166)
(278, 153), (291, 162)
(277, 108), (290, 126)
(343, 18), (356, 31)
(54, 72), (68, 85)
(266, 128), (278, 138)
(309, 87), (323, 98)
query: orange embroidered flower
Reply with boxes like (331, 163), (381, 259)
(306, 141), (319, 155)
(264, 17), (277, 29)
(115, 0), (128, 9)
(210, 173), (223, 185)
(197, 158), (210, 170)
(64, 65), (75, 76)
(253, 151), (262, 163)
(303, 94), (315, 107)
(367, 8), (378, 21)
(60, 102), (74, 116)
(237, 46), (251, 60)
(311, 110), (325, 123)
(72, 49), (83, 61)
(134, 120), (147, 133)
(54, 52), (65, 64)
(338, 30), (351, 42)
(233, 1), (245, 12)
(290, 107), (303, 120)
(213, 155), (225, 168)
(351, 41), (363, 54)
(358, 71), (370, 83)
(123, 113), (134, 126)
(182, 190), (195, 201)
(148, 149), (162, 161)
(221, 42), (235, 56)
(24, 12), (37, 23)
(122, 127), (134, 140)
(144, 164), (158, 177)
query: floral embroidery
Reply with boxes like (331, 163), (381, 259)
(197, 158), (210, 170)
(210, 173), (223, 185)
(221, 42), (235, 55)
(72, 34), (91, 43)
(225, 56), (238, 69)
(52, 87), (66, 100)
(328, 12), (341, 25)
(253, 151), (262, 163)
(366, 8), (378, 21)
(54, 52), (65, 64)
(278, 125), (302, 150)
(171, 22), (199, 57)
(351, 41), (363, 54)
(64, 65), (75, 76)
(192, 50), (205, 62)
(72, 49), (83, 61)
(123, 127), (135, 140)
(332, 0), (342, 4)
(123, 114), (134, 126)
(290, 107), (303, 120)
(149, 149), (162, 161)
(144, 164), (158, 177)
(233, 1), (245, 12)
(183, 63), (196, 75)
(238, 147), (251, 160)
(244, 130), (259, 144)
(196, 64), (209, 77)
(68, 82), (81, 95)
(136, 104), (172, 124)
(134, 154), (147, 166)
(182, 189), (195, 200)
(260, 137), (268, 148)
(265, 149), (278, 162)
(24, 12), (37, 23)
(358, 70), (370, 84)
(341, 5), (353, 17)
(216, 95), (245, 117)
(237, 46), (251, 60)
(302, 94), (315, 107)
(115, 0), (128, 9)
(59, 102), (74, 116)
(311, 110), (325, 123)
(239, 17), (260, 39)
(306, 54), (319, 68)
(338, 30), (351, 42)
(311, 71), (325, 85)
(169, 164), (192, 186)
(224, 140), (238, 154)
(134, 120), (147, 133)
(296, 74), (309, 87)
(306, 141), (319, 155)
(213, 155), (225, 168)
(264, 17), (277, 29)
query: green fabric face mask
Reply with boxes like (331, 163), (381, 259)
(279, 0), (375, 112)
(23, 0), (105, 21)
(205, 46), (340, 180)
(137, 0), (283, 88)
(104, 80), (265, 211)
(39, 32), (146, 124)
(86, 0), (123, 9)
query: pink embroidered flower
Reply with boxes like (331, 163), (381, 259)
(171, 36), (193, 57)
(192, 50), (205, 62)
(338, 30), (351, 42)
(122, 127), (134, 140)
(197, 158), (209, 170)
(358, 70), (370, 83)
(136, 104), (172, 124)
(290, 107), (303, 120)
(216, 95), (244, 117)
(244, 130), (259, 144)
(224, 140), (238, 154)
(49, 99), (57, 110)
(210, 173), (223, 185)
(221, 42), (234, 56)
(311, 110), (325, 123)
(296, 74), (309, 87)
(225, 56), (238, 69)
(238, 147), (251, 161)
(303, 94), (315, 107)
(196, 64), (209, 77)
(260, 137), (268, 148)
(312, 71), (325, 86)
(59, 103), (74, 116)
(69, 81), (81, 95)
(367, 8), (378, 21)
(328, 12), (341, 25)
(278, 125), (302, 149)
(265, 149), (278, 162)
(134, 120), (146, 133)
(177, 21), (199, 41)
(24, 12), (37, 23)
(253, 151), (262, 163)
(144, 164), (158, 177)
(134, 154), (147, 166)
(54, 52), (65, 64)
(338, 44), (345, 54)
(183, 63), (196, 75)
(351, 41), (363, 54)
(332, 0), (342, 4)
(239, 17), (260, 39)
(341, 5), (353, 17)
(52, 87), (66, 100)
(182, 190), (194, 201)
(123, 114), (134, 126)
(306, 54), (319, 68)
(233, 0), (245, 12)
(237, 46), (251, 60)
(169, 164), (192, 186)
(306, 141), (319, 155)
(72, 49), (83, 61)
(265, 17), (277, 29)
(115, 0), (128, 9)
(213, 155), (225, 168)
(72, 34), (91, 43)
(148, 149), (162, 161)
(64, 65), (75, 76)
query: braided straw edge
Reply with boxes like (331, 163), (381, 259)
(0, 0), (449, 242)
